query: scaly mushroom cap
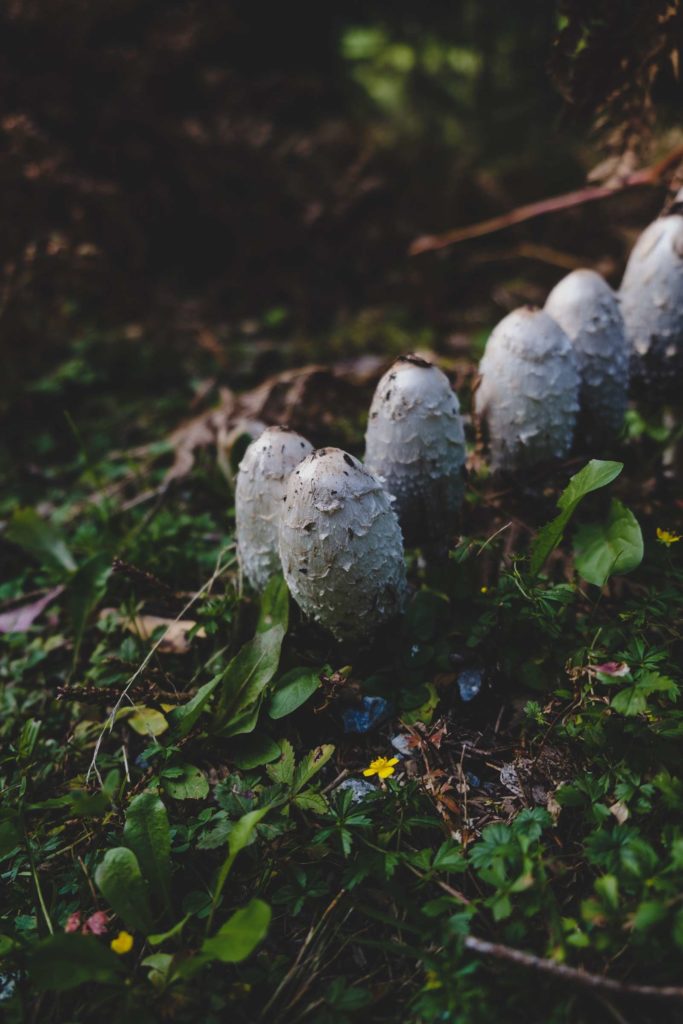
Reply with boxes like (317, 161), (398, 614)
(279, 448), (407, 641)
(235, 426), (313, 592)
(364, 355), (466, 545)
(474, 307), (580, 473)
(545, 269), (629, 436)
(620, 214), (683, 394)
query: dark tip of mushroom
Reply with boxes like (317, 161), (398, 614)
(397, 353), (432, 368)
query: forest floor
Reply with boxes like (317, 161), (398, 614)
(1, 330), (683, 1024)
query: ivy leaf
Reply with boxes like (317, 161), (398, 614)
(574, 499), (643, 586)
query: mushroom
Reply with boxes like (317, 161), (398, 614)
(620, 210), (683, 395)
(474, 306), (580, 473)
(278, 448), (407, 641)
(364, 355), (466, 546)
(545, 269), (629, 438)
(235, 425), (313, 592)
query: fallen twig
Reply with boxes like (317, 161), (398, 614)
(409, 145), (683, 256)
(464, 934), (683, 1001)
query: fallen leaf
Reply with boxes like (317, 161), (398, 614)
(99, 609), (205, 654)
(0, 586), (64, 634)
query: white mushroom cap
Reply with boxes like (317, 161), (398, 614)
(278, 448), (407, 641)
(364, 355), (466, 545)
(545, 269), (629, 436)
(474, 307), (580, 473)
(235, 426), (313, 592)
(620, 214), (683, 393)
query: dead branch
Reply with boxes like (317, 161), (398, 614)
(464, 934), (683, 1002)
(409, 145), (683, 256)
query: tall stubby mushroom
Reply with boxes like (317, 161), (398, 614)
(474, 307), (580, 473)
(545, 269), (629, 438)
(364, 355), (466, 546)
(620, 210), (683, 395)
(235, 426), (313, 592)
(279, 448), (407, 641)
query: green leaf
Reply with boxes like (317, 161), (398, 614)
(529, 460), (623, 576)
(66, 554), (111, 660)
(127, 706), (168, 737)
(574, 499), (644, 586)
(611, 686), (648, 717)
(266, 739), (296, 785)
(0, 819), (22, 860)
(202, 899), (271, 962)
(292, 744), (335, 794)
(94, 847), (154, 934)
(208, 806), (273, 930)
(124, 792), (172, 914)
(147, 914), (191, 947)
(231, 733), (283, 769)
(162, 764), (209, 800)
(213, 625), (285, 731)
(18, 719), (41, 761)
(6, 507), (77, 574)
(257, 574), (289, 634)
(292, 790), (329, 815)
(168, 678), (220, 739)
(29, 934), (122, 991)
(268, 667), (321, 719)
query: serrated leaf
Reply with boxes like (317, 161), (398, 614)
(29, 934), (122, 991)
(213, 626), (285, 731)
(266, 739), (295, 785)
(611, 686), (647, 717)
(202, 898), (271, 962)
(292, 745), (335, 794)
(124, 792), (172, 914)
(94, 847), (154, 933)
(529, 460), (623, 576)
(268, 667), (321, 719)
(162, 764), (209, 800)
(574, 499), (643, 586)
(293, 790), (329, 815)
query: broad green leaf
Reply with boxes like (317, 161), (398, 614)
(94, 847), (154, 934)
(216, 697), (263, 738)
(257, 575), (289, 634)
(611, 686), (648, 717)
(268, 667), (321, 719)
(124, 792), (172, 913)
(292, 744), (335, 794)
(231, 733), (282, 769)
(202, 898), (271, 962)
(168, 678), (220, 738)
(213, 625), (285, 731)
(266, 738), (295, 785)
(529, 460), (623, 576)
(128, 706), (169, 737)
(147, 914), (190, 947)
(29, 934), (122, 991)
(162, 764), (209, 800)
(6, 507), (77, 574)
(574, 499), (643, 586)
(208, 806), (272, 929)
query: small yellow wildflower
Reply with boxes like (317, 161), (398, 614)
(480, 586), (488, 594)
(363, 756), (399, 780)
(424, 969), (442, 990)
(657, 527), (682, 547)
(110, 930), (134, 955)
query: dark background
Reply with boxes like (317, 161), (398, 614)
(1, 0), (682, 402)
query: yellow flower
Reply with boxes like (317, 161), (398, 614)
(424, 969), (442, 990)
(480, 586), (488, 594)
(657, 528), (682, 547)
(363, 756), (399, 780)
(110, 930), (134, 954)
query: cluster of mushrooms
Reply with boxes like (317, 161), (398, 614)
(235, 204), (683, 642)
